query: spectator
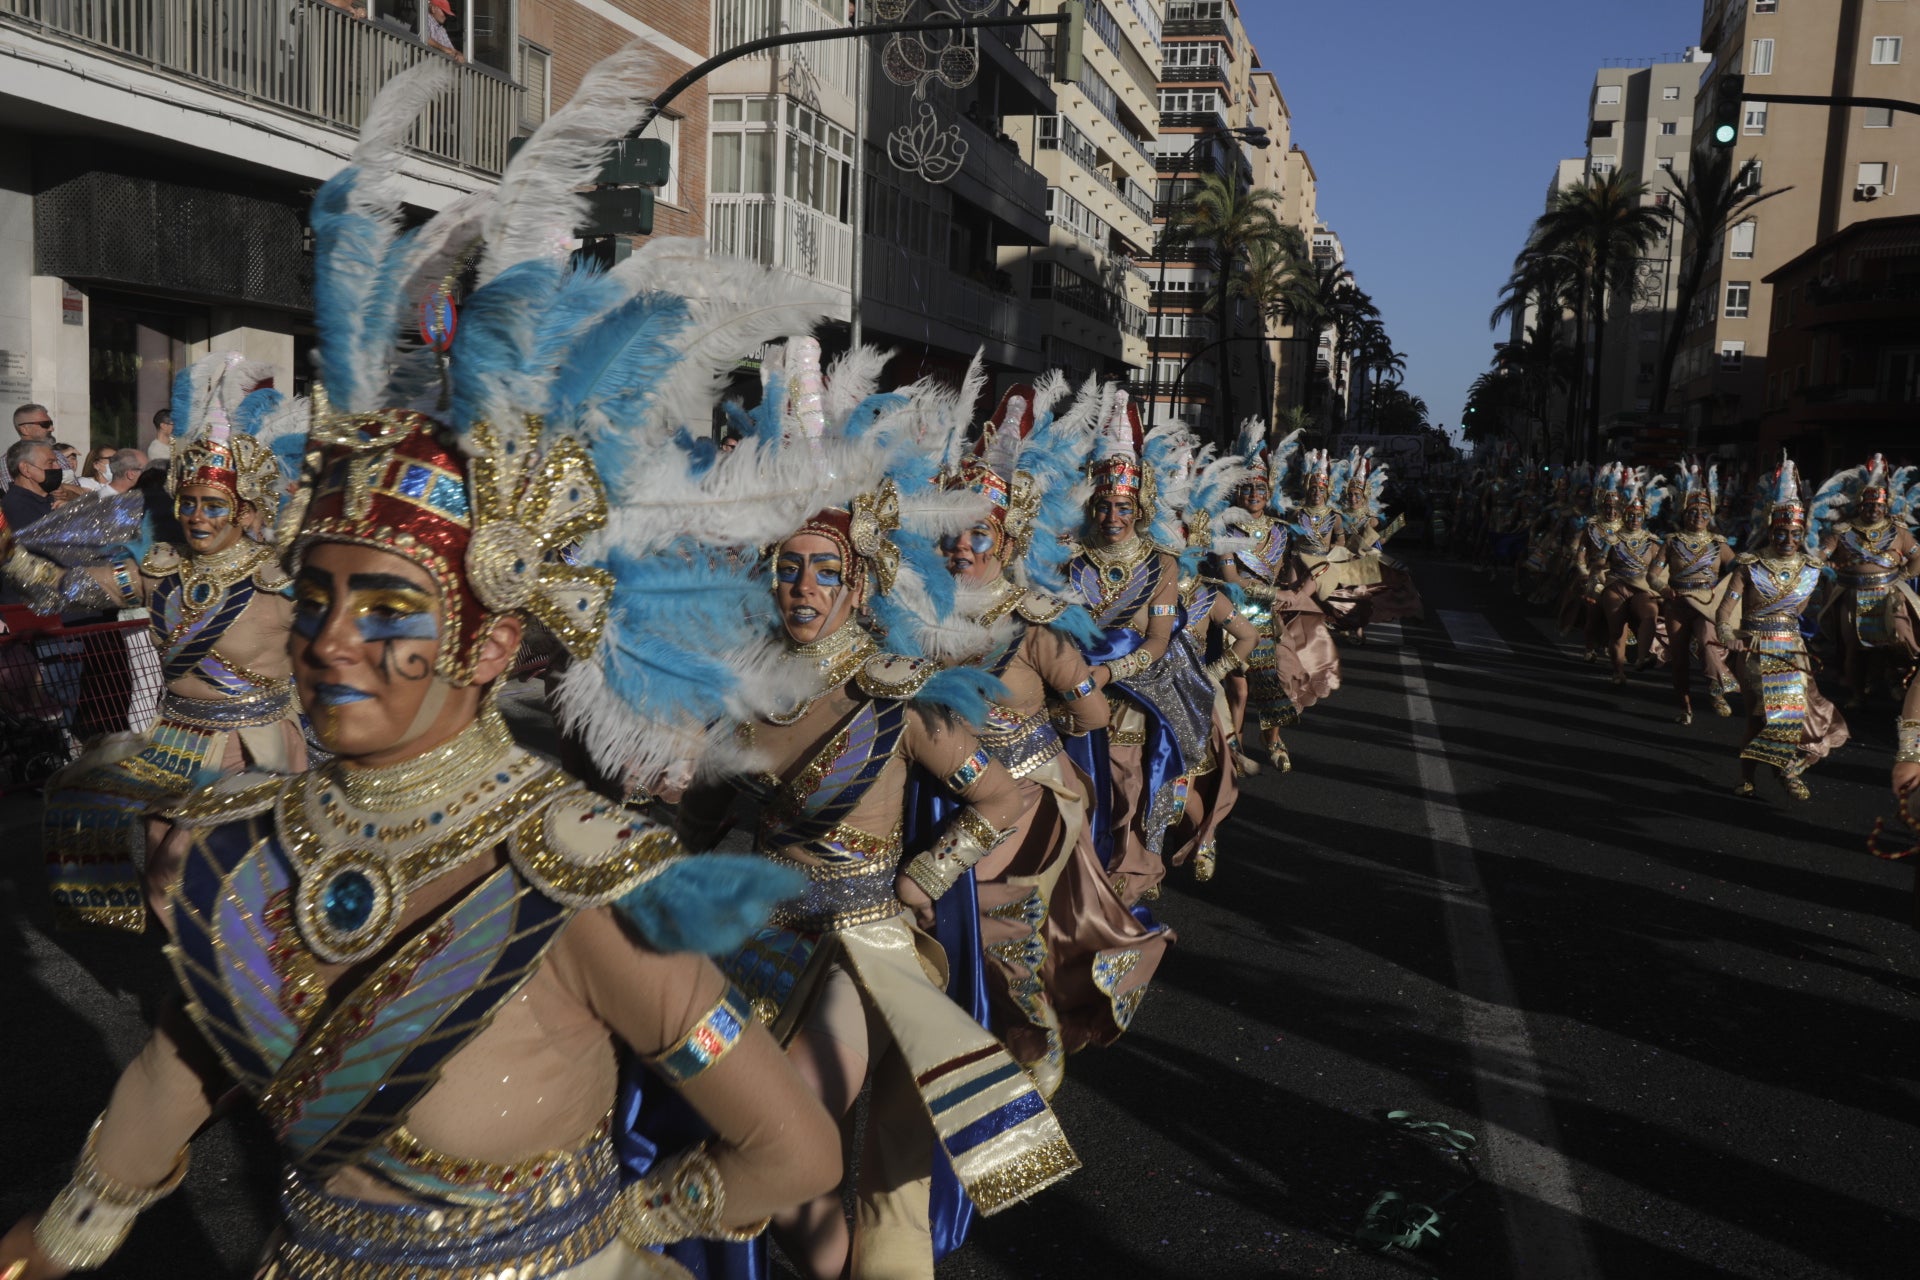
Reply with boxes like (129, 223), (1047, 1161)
(2, 439), (58, 530)
(53, 441), (80, 481)
(79, 445), (116, 492)
(425, 0), (465, 61)
(11, 403), (53, 443)
(96, 450), (146, 497)
(148, 407), (173, 462)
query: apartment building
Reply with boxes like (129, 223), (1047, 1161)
(0, 0), (709, 452)
(1678, 0), (1920, 455)
(1584, 48), (1710, 444)
(1139, 0), (1268, 440)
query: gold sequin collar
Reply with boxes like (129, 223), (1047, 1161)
(334, 701), (519, 811)
(1080, 535), (1153, 574)
(771, 622), (880, 725)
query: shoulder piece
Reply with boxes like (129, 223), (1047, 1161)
(1014, 589), (1072, 625)
(168, 771), (286, 826)
(142, 542), (185, 577)
(252, 555), (293, 592)
(854, 653), (942, 701)
(507, 777), (686, 908)
(1713, 534), (1731, 547)
(1831, 521), (1854, 535)
(1736, 552), (1760, 566)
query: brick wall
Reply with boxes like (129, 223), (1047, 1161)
(521, 0), (709, 240)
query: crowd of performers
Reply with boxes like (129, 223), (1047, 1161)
(0, 52), (1424, 1280)
(1447, 451), (1920, 804)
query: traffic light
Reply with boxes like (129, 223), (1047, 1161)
(1710, 73), (1744, 149)
(1053, 1), (1085, 85)
(505, 136), (670, 238)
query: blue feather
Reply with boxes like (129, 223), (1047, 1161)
(723, 400), (755, 439)
(1218, 581), (1247, 607)
(543, 290), (695, 492)
(449, 259), (563, 432)
(1045, 603), (1102, 648)
(671, 426), (719, 477)
(594, 545), (766, 725)
(615, 855), (808, 955)
(170, 368), (194, 440)
(842, 392), (906, 442)
(309, 170), (388, 411)
(910, 667), (1007, 727)
(233, 388), (283, 437)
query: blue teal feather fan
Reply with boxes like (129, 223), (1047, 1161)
(1141, 425), (1191, 552)
(1016, 375), (1094, 599)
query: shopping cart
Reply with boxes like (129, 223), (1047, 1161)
(0, 607), (164, 794)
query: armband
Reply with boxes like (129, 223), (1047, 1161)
(903, 807), (1006, 899)
(618, 1143), (764, 1247)
(34, 1116), (189, 1269)
(647, 985), (754, 1085)
(1899, 719), (1920, 766)
(944, 747), (990, 794)
(1062, 677), (1097, 701)
(1148, 604), (1178, 617)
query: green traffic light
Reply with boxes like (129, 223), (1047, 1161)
(1714, 123), (1737, 145)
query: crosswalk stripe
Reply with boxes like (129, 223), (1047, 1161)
(1437, 609), (1513, 657)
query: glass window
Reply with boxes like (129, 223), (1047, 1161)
(1860, 160), (1889, 186)
(1725, 281), (1751, 319)
(1729, 219), (1757, 259)
(1720, 340), (1745, 370)
(1661, 121), (1679, 135)
(1750, 38), (1774, 75)
(1596, 85), (1621, 105)
(1865, 106), (1894, 128)
(1872, 36), (1902, 65)
(1754, 0), (1776, 11)
(516, 38), (550, 130)
(1663, 86), (1681, 100)
(1744, 102), (1768, 133)
(712, 100), (743, 122)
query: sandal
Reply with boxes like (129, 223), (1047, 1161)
(1193, 843), (1217, 882)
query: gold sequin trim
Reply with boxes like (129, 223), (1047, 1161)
(962, 1134), (1081, 1215)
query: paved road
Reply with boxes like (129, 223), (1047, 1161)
(4, 553), (1916, 1278)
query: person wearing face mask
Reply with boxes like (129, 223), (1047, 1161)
(0, 354), (307, 933)
(670, 340), (1077, 1280)
(934, 384), (1167, 1099)
(1662, 463), (1738, 726)
(0, 53), (845, 1280)
(1718, 458), (1850, 801)
(1814, 454), (1920, 708)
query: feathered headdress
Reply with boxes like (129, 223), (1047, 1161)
(1142, 423), (1197, 551)
(1764, 455), (1813, 553)
(1182, 440), (1254, 579)
(1090, 388), (1147, 503)
(1300, 447), (1334, 501)
(167, 352), (292, 514)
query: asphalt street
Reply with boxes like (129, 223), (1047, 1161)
(4, 550), (1917, 1278)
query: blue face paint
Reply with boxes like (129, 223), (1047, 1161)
(356, 609), (440, 642)
(176, 496), (233, 522)
(775, 556), (803, 585)
(313, 683), (375, 706)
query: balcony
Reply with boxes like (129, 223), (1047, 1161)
(1801, 276), (1920, 327)
(708, 195), (855, 294)
(1154, 152), (1220, 175)
(861, 239), (1043, 370)
(1163, 17), (1229, 38)
(1, 0), (521, 173)
(1158, 110), (1230, 133)
(1161, 65), (1231, 93)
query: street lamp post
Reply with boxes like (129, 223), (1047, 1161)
(1145, 123), (1269, 434)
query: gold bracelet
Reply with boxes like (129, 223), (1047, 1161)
(619, 1144), (765, 1246)
(904, 807), (1004, 899)
(34, 1116), (189, 1270)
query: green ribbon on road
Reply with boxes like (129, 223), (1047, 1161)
(1353, 1111), (1481, 1254)
(1385, 1109), (1480, 1153)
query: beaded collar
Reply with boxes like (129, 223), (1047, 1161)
(768, 621), (880, 726)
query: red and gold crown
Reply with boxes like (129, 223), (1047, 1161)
(1090, 390), (1145, 498)
(292, 409), (611, 684)
(788, 478), (902, 606)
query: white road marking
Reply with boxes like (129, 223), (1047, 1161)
(1436, 609), (1513, 658)
(1399, 648), (1600, 1279)
(1366, 620), (1404, 647)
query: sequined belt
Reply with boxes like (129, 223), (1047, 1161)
(1847, 567), (1899, 586)
(982, 707), (1064, 780)
(160, 682), (295, 731)
(272, 1132), (621, 1279)
(764, 838), (905, 933)
(1670, 574), (1718, 589)
(1745, 616), (1803, 636)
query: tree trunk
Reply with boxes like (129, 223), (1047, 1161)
(1257, 322), (1273, 432)
(1653, 242), (1709, 416)
(1216, 249), (1234, 445)
(1587, 244), (1611, 460)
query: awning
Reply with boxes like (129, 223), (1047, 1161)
(1849, 225), (1920, 259)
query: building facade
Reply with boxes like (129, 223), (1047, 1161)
(1678, 0), (1920, 455)
(1585, 49), (1710, 449)
(0, 0), (710, 453)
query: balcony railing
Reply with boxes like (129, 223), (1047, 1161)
(1163, 17), (1229, 38)
(1161, 65), (1230, 91)
(1158, 110), (1230, 132)
(2, 0), (520, 173)
(862, 238), (1041, 358)
(709, 195), (855, 290)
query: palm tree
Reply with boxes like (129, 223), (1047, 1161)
(1488, 245), (1581, 451)
(1324, 277), (1379, 434)
(1175, 174), (1284, 440)
(1651, 150), (1790, 415)
(1526, 170), (1669, 456)
(1237, 225), (1314, 423)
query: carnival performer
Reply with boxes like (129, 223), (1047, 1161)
(1593, 470), (1668, 685)
(936, 380), (1171, 1095)
(3, 352), (307, 931)
(675, 342), (1078, 1280)
(1574, 464), (1627, 662)
(1718, 460), (1850, 800)
(1064, 389), (1217, 906)
(1334, 447), (1424, 633)
(1663, 463), (1738, 725)
(0, 52), (853, 1280)
(1164, 436), (1259, 878)
(1813, 454), (1920, 706)
(1548, 465), (1596, 627)
(1519, 467), (1570, 602)
(1214, 423), (1318, 774)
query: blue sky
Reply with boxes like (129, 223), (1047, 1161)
(1244, 0), (1703, 435)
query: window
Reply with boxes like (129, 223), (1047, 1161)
(1663, 86), (1681, 100)
(1860, 160), (1890, 187)
(1866, 106), (1894, 128)
(1660, 121), (1679, 135)
(1157, 89), (1222, 115)
(516, 38), (550, 130)
(1755, 0), (1777, 11)
(1590, 158), (1616, 178)
(1744, 102), (1768, 133)
(1736, 158), (1763, 192)
(1729, 219), (1757, 259)
(1751, 38), (1774, 75)
(1725, 280), (1751, 319)
(1163, 42), (1228, 68)
(1872, 36), (1903, 65)
(1658, 156), (1676, 172)
(369, 0), (515, 74)
(1596, 85), (1622, 106)
(1165, 0), (1224, 18)
(1721, 340), (1746, 370)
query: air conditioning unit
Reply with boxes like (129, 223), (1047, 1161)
(1857, 183), (1885, 199)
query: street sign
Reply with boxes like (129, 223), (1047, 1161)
(504, 137), (671, 189)
(580, 187), (656, 237)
